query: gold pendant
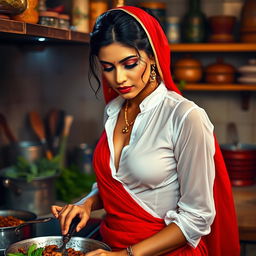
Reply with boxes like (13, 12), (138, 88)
(122, 126), (129, 134)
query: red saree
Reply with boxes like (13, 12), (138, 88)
(93, 6), (240, 256)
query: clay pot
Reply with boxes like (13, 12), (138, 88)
(205, 58), (236, 84)
(173, 55), (203, 83)
(240, 0), (256, 42)
(208, 15), (236, 42)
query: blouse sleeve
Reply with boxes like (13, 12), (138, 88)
(164, 103), (216, 248)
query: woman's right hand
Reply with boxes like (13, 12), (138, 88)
(51, 203), (92, 235)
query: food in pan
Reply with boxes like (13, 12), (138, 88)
(7, 244), (87, 256)
(0, 216), (24, 227)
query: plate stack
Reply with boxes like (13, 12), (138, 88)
(238, 59), (256, 84)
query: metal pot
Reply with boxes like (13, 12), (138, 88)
(2, 175), (58, 215)
(0, 210), (36, 255)
(5, 236), (111, 255)
(221, 143), (256, 186)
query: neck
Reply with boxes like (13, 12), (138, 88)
(129, 80), (160, 108)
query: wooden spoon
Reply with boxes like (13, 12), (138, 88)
(28, 111), (53, 160)
(0, 113), (17, 143)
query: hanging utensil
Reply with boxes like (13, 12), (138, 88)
(0, 113), (17, 143)
(28, 111), (53, 160)
(59, 115), (73, 168)
(52, 110), (65, 155)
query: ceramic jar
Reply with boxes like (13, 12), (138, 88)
(208, 15), (236, 43)
(173, 55), (203, 83)
(12, 0), (38, 23)
(240, 0), (256, 42)
(0, 0), (27, 14)
(205, 58), (236, 84)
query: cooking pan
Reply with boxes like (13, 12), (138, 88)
(0, 210), (36, 255)
(5, 236), (111, 255)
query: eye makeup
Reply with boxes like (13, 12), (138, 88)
(100, 55), (140, 72)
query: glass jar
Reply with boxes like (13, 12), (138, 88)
(58, 14), (70, 30)
(39, 11), (59, 28)
(167, 16), (181, 43)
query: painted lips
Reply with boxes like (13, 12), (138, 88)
(117, 86), (133, 94)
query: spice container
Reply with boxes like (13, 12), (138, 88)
(39, 11), (59, 28)
(167, 16), (181, 43)
(58, 14), (70, 30)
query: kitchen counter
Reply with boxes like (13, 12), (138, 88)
(232, 185), (256, 241)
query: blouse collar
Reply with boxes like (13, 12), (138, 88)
(105, 82), (167, 118)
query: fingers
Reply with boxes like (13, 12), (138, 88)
(58, 204), (89, 235)
(85, 249), (108, 256)
(51, 205), (63, 218)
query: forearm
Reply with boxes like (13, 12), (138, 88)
(76, 186), (103, 211)
(131, 223), (187, 256)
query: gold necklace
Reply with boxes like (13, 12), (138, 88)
(122, 100), (135, 134)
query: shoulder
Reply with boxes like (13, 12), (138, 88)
(163, 90), (213, 131)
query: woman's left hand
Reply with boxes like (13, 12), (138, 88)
(85, 249), (127, 256)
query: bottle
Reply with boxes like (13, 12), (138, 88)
(72, 0), (89, 33)
(167, 16), (181, 43)
(112, 0), (125, 7)
(89, 0), (108, 32)
(181, 0), (207, 43)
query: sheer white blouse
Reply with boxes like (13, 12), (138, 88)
(81, 82), (216, 248)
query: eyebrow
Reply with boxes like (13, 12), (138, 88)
(100, 55), (138, 65)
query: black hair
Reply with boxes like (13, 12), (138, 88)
(88, 9), (156, 96)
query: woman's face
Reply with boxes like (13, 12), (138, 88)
(98, 42), (156, 100)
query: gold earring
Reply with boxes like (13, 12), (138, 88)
(149, 64), (157, 83)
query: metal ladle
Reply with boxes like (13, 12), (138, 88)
(54, 216), (81, 256)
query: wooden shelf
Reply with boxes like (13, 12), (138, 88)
(171, 43), (256, 52)
(0, 18), (89, 43)
(182, 84), (256, 91)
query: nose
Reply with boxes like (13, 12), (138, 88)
(115, 67), (127, 85)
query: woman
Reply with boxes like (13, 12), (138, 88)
(52, 6), (240, 256)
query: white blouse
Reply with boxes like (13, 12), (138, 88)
(81, 82), (216, 248)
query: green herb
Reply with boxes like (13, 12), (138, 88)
(3, 156), (60, 182)
(27, 244), (37, 256)
(7, 244), (44, 256)
(56, 164), (96, 203)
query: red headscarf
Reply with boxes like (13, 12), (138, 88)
(96, 6), (240, 256)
